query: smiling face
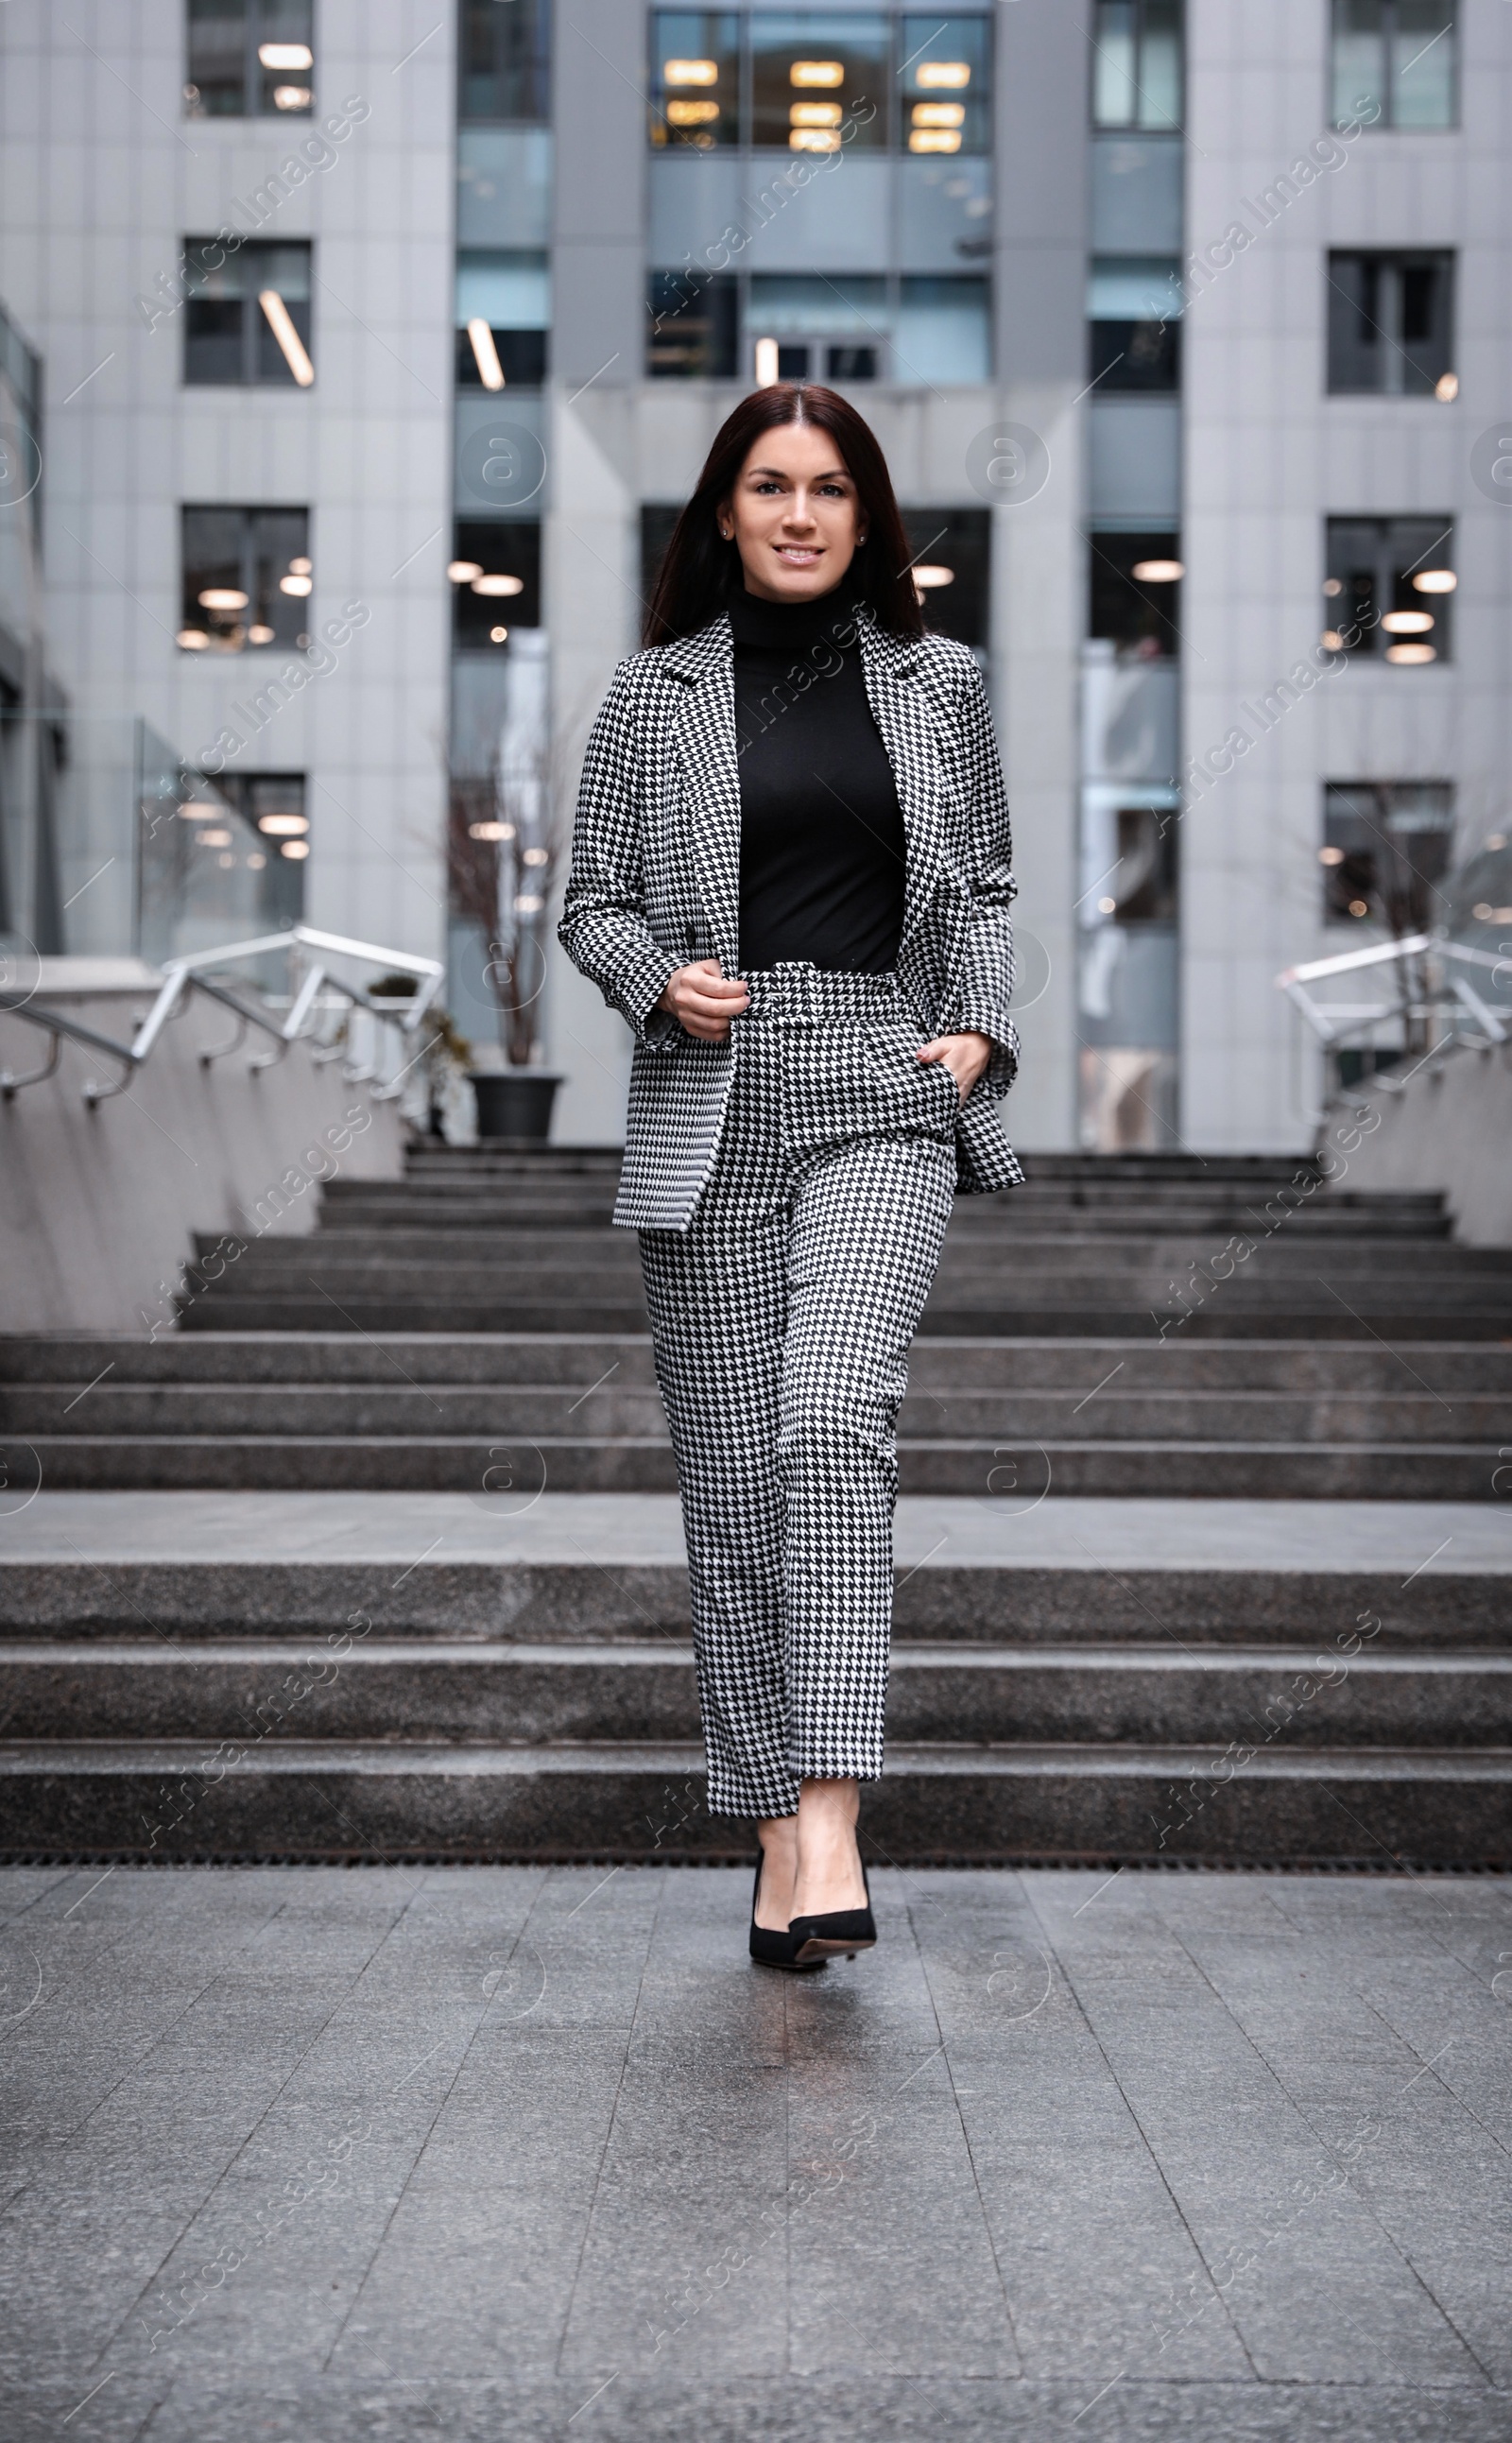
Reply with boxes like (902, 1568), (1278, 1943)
(717, 419), (867, 605)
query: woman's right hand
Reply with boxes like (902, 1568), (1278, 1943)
(656, 958), (751, 1041)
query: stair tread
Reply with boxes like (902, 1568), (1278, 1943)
(2, 1738), (1506, 1779)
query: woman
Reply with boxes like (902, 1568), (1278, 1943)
(558, 385), (1022, 1970)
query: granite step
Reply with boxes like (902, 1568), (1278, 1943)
(6, 1338), (1504, 1397)
(0, 1739), (1505, 1865)
(9, 1432), (1504, 1496)
(1, 1639), (1504, 1748)
(1, 1333), (1506, 1394)
(6, 1383), (1502, 1446)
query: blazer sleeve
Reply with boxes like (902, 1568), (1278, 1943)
(556, 660), (683, 1049)
(933, 654), (1020, 1097)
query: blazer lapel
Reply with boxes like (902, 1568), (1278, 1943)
(667, 615), (743, 972)
(858, 616), (947, 958)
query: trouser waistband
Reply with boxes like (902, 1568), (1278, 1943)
(734, 960), (906, 1021)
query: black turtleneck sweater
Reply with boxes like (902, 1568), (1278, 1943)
(730, 580), (907, 975)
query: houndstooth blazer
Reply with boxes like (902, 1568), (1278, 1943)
(557, 606), (1024, 1231)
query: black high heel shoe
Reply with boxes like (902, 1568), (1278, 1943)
(789, 1859), (875, 1965)
(749, 1852), (825, 1972)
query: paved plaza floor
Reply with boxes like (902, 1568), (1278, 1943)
(1, 1862), (1510, 2441)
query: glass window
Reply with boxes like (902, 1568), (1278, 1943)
(647, 271), (739, 378)
(1331, 0), (1456, 129)
(1326, 251), (1454, 394)
(1091, 0), (1181, 130)
(1322, 782), (1454, 929)
(183, 240), (313, 386)
(179, 506), (312, 653)
(1324, 517), (1454, 662)
(450, 521), (541, 647)
(459, 0), (550, 123)
(747, 274), (889, 381)
(750, 13), (889, 153)
(649, 11), (741, 149)
(896, 276), (990, 383)
(900, 508), (990, 646)
(899, 16), (990, 157)
(1088, 256), (1181, 392)
(455, 252), (549, 388)
(186, 0), (314, 118)
(1089, 531), (1182, 660)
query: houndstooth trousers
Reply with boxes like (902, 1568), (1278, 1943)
(638, 959), (959, 1820)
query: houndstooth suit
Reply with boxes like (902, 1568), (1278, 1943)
(558, 609), (1022, 1817)
(558, 608), (1023, 1231)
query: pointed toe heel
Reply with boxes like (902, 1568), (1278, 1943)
(789, 1863), (876, 1966)
(749, 1854), (826, 1972)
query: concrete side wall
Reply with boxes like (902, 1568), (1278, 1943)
(1325, 1047), (1512, 1247)
(0, 980), (403, 1332)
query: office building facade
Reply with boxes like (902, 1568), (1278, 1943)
(0, 0), (1503, 1150)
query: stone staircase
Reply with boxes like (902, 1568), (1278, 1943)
(0, 1145), (1508, 1865)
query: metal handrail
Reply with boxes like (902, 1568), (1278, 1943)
(0, 924), (444, 1105)
(1276, 933), (1511, 1061)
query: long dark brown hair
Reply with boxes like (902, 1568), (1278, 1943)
(643, 384), (925, 648)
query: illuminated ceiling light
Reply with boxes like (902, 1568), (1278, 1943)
(468, 317), (507, 390)
(911, 101), (965, 127)
(198, 587), (248, 611)
(908, 129), (961, 151)
(790, 59), (844, 86)
(448, 559), (483, 583)
(1320, 630), (1344, 650)
(1384, 641), (1436, 663)
(1097, 895), (1117, 914)
(1322, 576), (1343, 596)
(257, 813), (309, 836)
(664, 57), (718, 84)
(916, 60), (971, 88)
(280, 572), (314, 596)
(177, 629), (210, 649)
(1472, 902), (1493, 920)
(1412, 568), (1456, 593)
(912, 565), (954, 589)
(514, 891), (544, 913)
(281, 838), (311, 860)
(248, 851), (266, 869)
(470, 821), (508, 841)
(1131, 559), (1184, 581)
(259, 42), (313, 68)
(523, 846), (549, 868)
(1348, 897), (1369, 917)
(196, 828), (232, 848)
(1382, 609), (1434, 634)
(217, 852), (236, 869)
(790, 127), (841, 149)
(1435, 371), (1459, 402)
(667, 99), (720, 125)
(272, 86), (313, 110)
(249, 623), (275, 645)
(1318, 846), (1346, 866)
(790, 100), (843, 127)
(754, 335), (780, 387)
(1486, 834), (1507, 852)
(490, 625), (509, 643)
(259, 289), (314, 385)
(290, 556), (312, 576)
(471, 572), (524, 596)
(178, 800), (221, 819)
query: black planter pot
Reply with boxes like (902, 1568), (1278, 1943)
(469, 1071), (561, 1142)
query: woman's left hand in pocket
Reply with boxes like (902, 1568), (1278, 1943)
(917, 1031), (992, 1105)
